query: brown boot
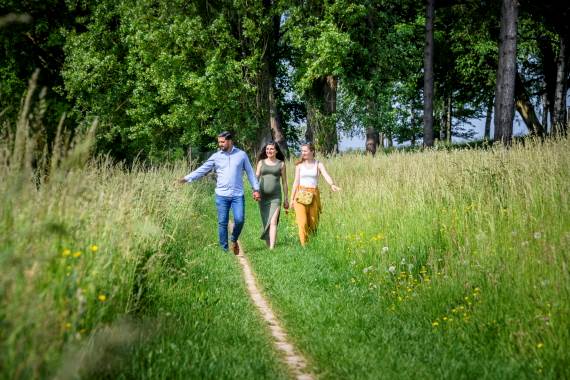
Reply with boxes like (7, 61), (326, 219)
(231, 241), (240, 256)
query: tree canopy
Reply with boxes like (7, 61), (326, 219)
(1, 0), (568, 160)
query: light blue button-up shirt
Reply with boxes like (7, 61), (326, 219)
(183, 146), (259, 197)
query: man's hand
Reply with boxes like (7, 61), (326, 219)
(253, 191), (261, 201)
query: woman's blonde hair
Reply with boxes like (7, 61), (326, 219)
(295, 143), (316, 165)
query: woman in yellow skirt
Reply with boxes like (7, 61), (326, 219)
(289, 143), (341, 247)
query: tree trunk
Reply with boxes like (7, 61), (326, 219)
(365, 128), (379, 156)
(493, 0), (519, 145)
(422, 0), (435, 147)
(268, 82), (288, 155)
(440, 104), (447, 141)
(484, 97), (493, 141)
(307, 75), (338, 155)
(321, 74), (339, 154)
(552, 34), (567, 136)
(538, 38), (556, 134)
(255, 101), (273, 157)
(267, 14), (288, 155)
(411, 105), (418, 147)
(256, 1), (287, 155)
(514, 71), (544, 136)
(256, 52), (272, 153)
(305, 104), (316, 143)
(445, 94), (452, 143)
(541, 78), (549, 133)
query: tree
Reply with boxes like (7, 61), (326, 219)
(521, 1), (570, 136)
(63, 0), (279, 160)
(422, 0), (435, 146)
(284, 0), (362, 154)
(494, 0), (519, 144)
(261, 0), (288, 156)
(0, 0), (88, 152)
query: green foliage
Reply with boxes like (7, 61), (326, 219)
(2, 0), (567, 159)
(63, 0), (274, 161)
(0, 0), (81, 142)
(0, 102), (288, 378)
(331, 0), (426, 141)
(244, 138), (570, 379)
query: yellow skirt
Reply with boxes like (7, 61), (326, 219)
(293, 186), (321, 246)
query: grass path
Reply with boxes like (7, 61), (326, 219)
(3, 139), (568, 379)
(231, 220), (313, 380)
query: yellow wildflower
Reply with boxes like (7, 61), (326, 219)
(537, 343), (544, 349)
(432, 321), (439, 327)
(98, 294), (107, 302)
(62, 249), (71, 257)
(90, 245), (98, 252)
(73, 251), (81, 258)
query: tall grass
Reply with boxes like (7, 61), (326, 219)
(0, 77), (288, 379)
(243, 138), (570, 379)
(2, 74), (568, 379)
(1, 126), (193, 377)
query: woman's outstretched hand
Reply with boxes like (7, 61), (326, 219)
(331, 184), (341, 192)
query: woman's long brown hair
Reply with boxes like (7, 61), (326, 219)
(257, 141), (286, 163)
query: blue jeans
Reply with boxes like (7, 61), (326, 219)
(215, 195), (245, 250)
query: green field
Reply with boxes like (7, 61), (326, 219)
(2, 136), (569, 379)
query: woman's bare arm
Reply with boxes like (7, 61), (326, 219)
(290, 165), (300, 204)
(281, 162), (289, 208)
(318, 162), (341, 192)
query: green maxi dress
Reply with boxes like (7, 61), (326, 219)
(258, 159), (283, 240)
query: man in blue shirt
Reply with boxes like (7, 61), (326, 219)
(178, 131), (261, 254)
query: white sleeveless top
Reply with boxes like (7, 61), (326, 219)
(299, 161), (318, 188)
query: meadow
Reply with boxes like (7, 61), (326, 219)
(1, 119), (569, 378)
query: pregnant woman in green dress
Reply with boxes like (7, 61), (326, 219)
(256, 142), (289, 249)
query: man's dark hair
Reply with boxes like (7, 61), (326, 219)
(218, 131), (233, 140)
